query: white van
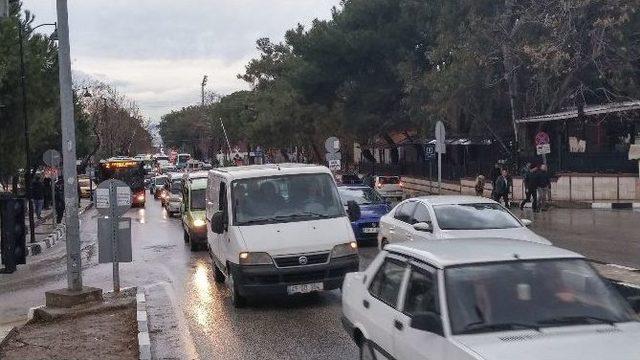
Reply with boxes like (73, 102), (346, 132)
(206, 164), (360, 307)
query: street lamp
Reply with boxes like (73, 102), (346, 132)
(8, 0), (58, 243)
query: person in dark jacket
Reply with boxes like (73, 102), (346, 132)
(43, 177), (52, 210)
(31, 176), (45, 220)
(520, 164), (539, 212)
(537, 164), (551, 211)
(55, 176), (65, 224)
(492, 168), (510, 206)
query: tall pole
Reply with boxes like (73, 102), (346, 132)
(17, 19), (36, 243)
(220, 117), (232, 161)
(201, 75), (208, 106)
(56, 0), (82, 291)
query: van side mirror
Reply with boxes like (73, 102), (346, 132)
(346, 201), (361, 222)
(413, 222), (432, 232)
(211, 211), (225, 234)
(520, 219), (533, 227)
(410, 312), (444, 336)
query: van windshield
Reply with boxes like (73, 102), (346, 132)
(190, 189), (206, 210)
(232, 173), (345, 225)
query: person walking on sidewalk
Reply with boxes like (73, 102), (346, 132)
(492, 168), (510, 207)
(55, 176), (65, 224)
(537, 164), (551, 211)
(520, 164), (539, 212)
(31, 176), (45, 220)
(43, 176), (52, 210)
(475, 175), (486, 196)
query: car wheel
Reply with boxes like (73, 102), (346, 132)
(379, 239), (388, 250)
(183, 228), (189, 243)
(227, 270), (246, 308)
(190, 238), (200, 252)
(359, 340), (377, 360)
(213, 263), (225, 284)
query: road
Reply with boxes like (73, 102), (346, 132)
(1, 198), (638, 359)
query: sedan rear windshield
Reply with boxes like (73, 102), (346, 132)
(433, 203), (521, 230)
(378, 176), (399, 184)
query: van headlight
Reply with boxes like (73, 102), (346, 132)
(331, 242), (358, 258)
(192, 219), (206, 227)
(239, 252), (273, 265)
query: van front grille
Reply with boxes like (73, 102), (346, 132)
(274, 253), (329, 267)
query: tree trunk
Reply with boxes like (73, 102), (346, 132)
(381, 133), (399, 164)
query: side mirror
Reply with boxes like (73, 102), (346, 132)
(211, 211), (225, 234)
(413, 222), (433, 232)
(520, 219), (533, 227)
(410, 312), (444, 336)
(347, 200), (361, 222)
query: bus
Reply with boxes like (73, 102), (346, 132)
(97, 157), (146, 207)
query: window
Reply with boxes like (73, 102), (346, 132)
(433, 203), (521, 230)
(369, 258), (406, 307)
(403, 266), (439, 317)
(394, 202), (417, 223)
(338, 187), (384, 205)
(411, 204), (431, 225)
(218, 182), (227, 212)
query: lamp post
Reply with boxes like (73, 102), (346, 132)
(9, 0), (57, 243)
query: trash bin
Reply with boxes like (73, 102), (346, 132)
(0, 196), (27, 273)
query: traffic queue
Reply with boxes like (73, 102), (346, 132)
(146, 162), (640, 360)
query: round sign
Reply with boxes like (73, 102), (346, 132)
(324, 137), (340, 154)
(535, 131), (550, 146)
(96, 179), (131, 217)
(43, 149), (61, 167)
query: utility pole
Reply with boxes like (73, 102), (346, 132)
(201, 75), (208, 106)
(56, 0), (82, 291)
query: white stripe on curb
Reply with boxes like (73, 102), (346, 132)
(137, 287), (151, 360)
(591, 202), (612, 209)
(607, 263), (640, 272)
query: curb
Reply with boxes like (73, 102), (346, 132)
(591, 202), (640, 210)
(137, 287), (151, 360)
(25, 223), (66, 257)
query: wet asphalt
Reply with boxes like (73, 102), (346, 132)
(0, 198), (638, 359)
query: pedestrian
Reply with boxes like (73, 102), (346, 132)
(474, 175), (486, 196)
(489, 163), (501, 198)
(55, 176), (65, 224)
(492, 168), (510, 206)
(31, 176), (45, 220)
(520, 164), (539, 212)
(43, 176), (52, 210)
(537, 164), (551, 211)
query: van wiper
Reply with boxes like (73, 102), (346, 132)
(459, 322), (540, 334)
(537, 315), (617, 327)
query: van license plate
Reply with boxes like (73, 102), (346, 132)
(362, 227), (379, 233)
(287, 282), (323, 294)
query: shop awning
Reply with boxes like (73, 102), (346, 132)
(515, 100), (640, 124)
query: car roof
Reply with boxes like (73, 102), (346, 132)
(208, 163), (331, 180)
(338, 185), (371, 190)
(411, 195), (498, 206)
(385, 238), (583, 268)
(153, 175), (168, 179)
(186, 170), (208, 179)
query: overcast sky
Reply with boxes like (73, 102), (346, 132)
(22, 0), (339, 123)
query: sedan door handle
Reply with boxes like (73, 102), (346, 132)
(363, 300), (370, 309)
(394, 320), (403, 331)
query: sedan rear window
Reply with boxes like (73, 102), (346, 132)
(433, 203), (521, 230)
(378, 176), (399, 185)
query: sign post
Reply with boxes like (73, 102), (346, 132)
(43, 149), (61, 227)
(435, 121), (446, 194)
(325, 137), (342, 172)
(96, 179), (132, 292)
(535, 131), (551, 164)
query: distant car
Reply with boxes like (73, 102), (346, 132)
(77, 177), (96, 198)
(377, 195), (550, 249)
(339, 174), (364, 185)
(150, 175), (168, 199)
(163, 173), (183, 215)
(374, 175), (403, 201)
(342, 238), (640, 360)
(338, 186), (391, 245)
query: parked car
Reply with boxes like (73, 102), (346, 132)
(338, 174), (364, 185)
(342, 238), (640, 360)
(77, 177), (96, 198)
(374, 176), (403, 201)
(338, 185), (391, 245)
(181, 171), (208, 251)
(206, 164), (360, 307)
(150, 175), (168, 199)
(377, 195), (550, 249)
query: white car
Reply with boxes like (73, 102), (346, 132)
(374, 176), (403, 201)
(378, 196), (550, 248)
(342, 238), (640, 360)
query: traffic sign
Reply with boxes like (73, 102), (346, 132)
(96, 179), (131, 217)
(43, 149), (61, 167)
(535, 131), (550, 146)
(536, 143), (551, 155)
(324, 137), (340, 154)
(435, 121), (446, 154)
(424, 144), (436, 160)
(328, 159), (341, 171)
